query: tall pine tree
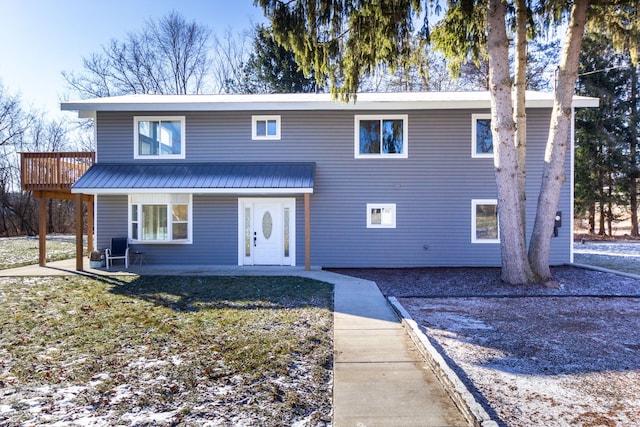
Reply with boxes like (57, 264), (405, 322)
(241, 25), (317, 94)
(576, 32), (637, 236)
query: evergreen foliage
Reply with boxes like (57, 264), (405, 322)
(241, 25), (317, 94)
(576, 32), (637, 235)
(256, 0), (427, 100)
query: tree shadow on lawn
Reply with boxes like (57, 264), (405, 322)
(397, 296), (640, 427)
(403, 295), (640, 376)
(104, 274), (333, 312)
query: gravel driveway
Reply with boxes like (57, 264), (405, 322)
(332, 245), (640, 427)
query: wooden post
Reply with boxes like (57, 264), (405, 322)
(87, 195), (94, 253)
(304, 193), (311, 271)
(75, 193), (83, 271)
(39, 196), (47, 267)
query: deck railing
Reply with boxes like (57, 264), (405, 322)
(20, 152), (95, 192)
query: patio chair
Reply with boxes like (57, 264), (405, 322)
(105, 237), (129, 268)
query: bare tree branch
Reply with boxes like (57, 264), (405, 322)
(63, 11), (213, 97)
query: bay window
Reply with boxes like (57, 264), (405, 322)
(129, 194), (192, 243)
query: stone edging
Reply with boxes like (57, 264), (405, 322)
(387, 296), (499, 427)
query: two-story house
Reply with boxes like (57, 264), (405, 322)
(62, 91), (598, 269)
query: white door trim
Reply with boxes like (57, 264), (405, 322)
(238, 197), (296, 266)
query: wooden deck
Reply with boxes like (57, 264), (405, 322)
(20, 152), (95, 270)
(21, 151), (95, 193)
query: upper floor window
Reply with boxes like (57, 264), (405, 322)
(252, 115), (281, 140)
(472, 199), (499, 243)
(134, 116), (185, 159)
(355, 115), (408, 158)
(472, 114), (493, 158)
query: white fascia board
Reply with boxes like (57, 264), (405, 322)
(62, 97), (488, 112)
(61, 91), (599, 115)
(572, 97), (600, 108)
(71, 187), (314, 195)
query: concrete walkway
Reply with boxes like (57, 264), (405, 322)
(0, 260), (469, 426)
(316, 270), (469, 427)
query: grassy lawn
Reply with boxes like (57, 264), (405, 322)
(0, 275), (333, 426)
(0, 236), (78, 270)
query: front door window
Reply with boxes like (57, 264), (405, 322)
(262, 211), (273, 239)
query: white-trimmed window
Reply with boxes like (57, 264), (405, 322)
(129, 194), (192, 243)
(252, 115), (281, 140)
(367, 203), (396, 228)
(472, 114), (493, 158)
(355, 115), (408, 158)
(134, 116), (185, 159)
(472, 199), (499, 243)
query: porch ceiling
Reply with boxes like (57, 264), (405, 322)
(71, 162), (315, 195)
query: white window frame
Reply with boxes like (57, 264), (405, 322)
(472, 114), (494, 158)
(366, 203), (397, 228)
(471, 199), (499, 243)
(129, 193), (193, 244)
(252, 115), (281, 140)
(355, 115), (408, 159)
(134, 116), (186, 159)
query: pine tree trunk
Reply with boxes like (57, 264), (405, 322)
(487, 0), (536, 284)
(598, 198), (606, 235)
(529, 0), (589, 280)
(629, 65), (639, 236)
(514, 0), (528, 234)
(607, 200), (613, 237)
(630, 186), (638, 236)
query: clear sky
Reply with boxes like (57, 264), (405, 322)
(0, 0), (265, 119)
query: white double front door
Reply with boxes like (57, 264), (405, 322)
(238, 198), (295, 266)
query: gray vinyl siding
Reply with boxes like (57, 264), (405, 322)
(94, 108), (571, 267)
(97, 194), (239, 265)
(95, 195), (128, 253)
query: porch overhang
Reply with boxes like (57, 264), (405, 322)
(71, 162), (315, 195)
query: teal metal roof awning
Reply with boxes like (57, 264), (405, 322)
(71, 162), (315, 195)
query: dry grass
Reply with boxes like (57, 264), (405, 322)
(0, 275), (333, 426)
(0, 236), (78, 270)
